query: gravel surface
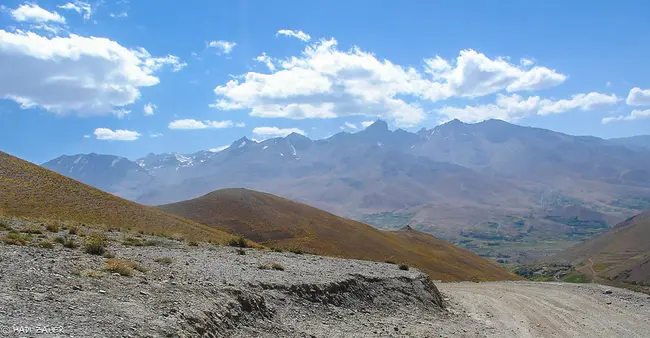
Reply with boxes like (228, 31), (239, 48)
(438, 281), (650, 337)
(1, 218), (649, 337)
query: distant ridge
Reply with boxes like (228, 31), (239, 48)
(159, 188), (521, 281)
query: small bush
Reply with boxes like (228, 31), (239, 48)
(259, 263), (285, 271)
(2, 232), (31, 245)
(228, 236), (250, 248)
(272, 247), (284, 253)
(104, 258), (147, 277)
(122, 237), (144, 246)
(39, 241), (54, 249)
(154, 257), (173, 264)
(81, 269), (104, 278)
(236, 248), (246, 255)
(289, 248), (304, 255)
(22, 226), (43, 234)
(0, 221), (12, 231)
(68, 226), (79, 235)
(84, 232), (108, 255)
(45, 223), (60, 233)
(398, 264), (409, 271)
(54, 236), (65, 244)
(63, 237), (77, 249)
(188, 241), (199, 246)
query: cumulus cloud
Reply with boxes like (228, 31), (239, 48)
(626, 87), (650, 106)
(0, 30), (186, 115)
(168, 119), (245, 130)
(208, 40), (236, 54)
(10, 3), (65, 23)
(211, 38), (567, 127)
(520, 58), (535, 67)
(343, 122), (357, 129)
(361, 120), (374, 128)
(252, 126), (306, 138)
(143, 103), (156, 115)
(149, 132), (163, 138)
(254, 52), (275, 71)
(438, 92), (618, 123)
(57, 1), (92, 20)
(276, 29), (311, 42)
(94, 128), (140, 141)
(113, 108), (131, 119)
(602, 109), (650, 124)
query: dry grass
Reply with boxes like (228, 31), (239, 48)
(2, 231), (31, 245)
(160, 188), (521, 282)
(83, 232), (108, 255)
(0, 151), (237, 244)
(39, 240), (54, 249)
(153, 257), (173, 264)
(21, 225), (43, 234)
(104, 258), (147, 277)
(81, 269), (105, 278)
(45, 222), (60, 233)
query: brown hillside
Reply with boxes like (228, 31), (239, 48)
(553, 209), (650, 285)
(159, 188), (520, 281)
(0, 151), (234, 243)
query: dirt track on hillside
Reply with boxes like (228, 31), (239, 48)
(438, 281), (650, 337)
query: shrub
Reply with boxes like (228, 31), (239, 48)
(63, 237), (77, 249)
(68, 226), (79, 235)
(236, 248), (246, 255)
(45, 223), (60, 233)
(84, 232), (108, 255)
(398, 264), (409, 271)
(22, 226), (43, 234)
(228, 236), (250, 248)
(122, 237), (144, 246)
(2, 232), (31, 245)
(289, 248), (304, 255)
(81, 269), (104, 278)
(39, 241), (54, 249)
(258, 263), (285, 271)
(0, 220), (12, 231)
(154, 257), (173, 264)
(272, 247), (284, 253)
(104, 258), (147, 277)
(188, 241), (199, 246)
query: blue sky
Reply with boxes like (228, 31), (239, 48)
(1, 0), (650, 164)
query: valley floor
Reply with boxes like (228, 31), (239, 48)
(438, 281), (650, 337)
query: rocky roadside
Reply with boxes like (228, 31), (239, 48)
(0, 218), (474, 337)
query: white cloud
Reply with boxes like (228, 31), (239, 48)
(83, 134), (90, 138)
(520, 58), (535, 67)
(252, 126), (306, 138)
(10, 3), (65, 23)
(343, 121), (357, 129)
(602, 109), (650, 124)
(149, 132), (163, 138)
(254, 52), (276, 71)
(361, 120), (374, 128)
(276, 29), (311, 42)
(109, 12), (128, 19)
(113, 108), (131, 119)
(438, 92), (618, 123)
(94, 128), (140, 141)
(0, 30), (186, 115)
(143, 103), (156, 115)
(168, 119), (244, 130)
(208, 145), (229, 152)
(58, 1), (92, 20)
(211, 39), (567, 127)
(626, 87), (650, 106)
(208, 40), (236, 54)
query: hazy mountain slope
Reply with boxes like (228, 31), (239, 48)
(159, 188), (521, 281)
(553, 209), (650, 285)
(0, 151), (234, 243)
(42, 153), (153, 200)
(608, 135), (650, 151)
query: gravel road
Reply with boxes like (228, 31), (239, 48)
(438, 281), (650, 338)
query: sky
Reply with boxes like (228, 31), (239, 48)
(1, 0), (650, 164)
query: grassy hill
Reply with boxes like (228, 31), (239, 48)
(0, 151), (234, 243)
(159, 188), (521, 281)
(552, 209), (650, 288)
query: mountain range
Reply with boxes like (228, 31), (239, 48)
(42, 119), (650, 261)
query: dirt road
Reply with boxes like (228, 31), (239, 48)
(437, 281), (650, 338)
